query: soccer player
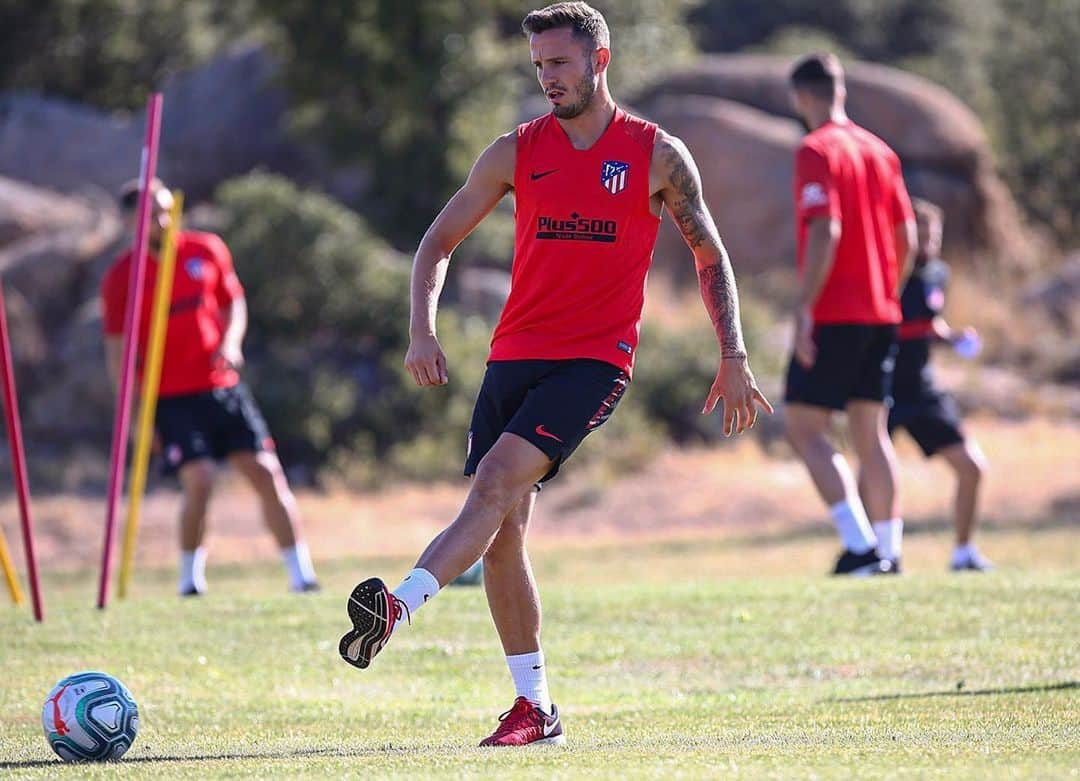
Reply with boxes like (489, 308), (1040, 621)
(101, 179), (319, 596)
(890, 199), (991, 571)
(338, 1), (772, 746)
(783, 53), (917, 575)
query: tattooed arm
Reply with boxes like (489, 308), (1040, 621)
(654, 133), (746, 358)
(651, 130), (773, 434)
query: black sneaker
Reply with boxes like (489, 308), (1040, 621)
(338, 577), (408, 669)
(832, 549), (892, 576)
(294, 580), (322, 593)
(180, 586), (205, 597)
(885, 557), (902, 575)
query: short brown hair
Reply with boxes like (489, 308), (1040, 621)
(912, 197), (944, 226)
(789, 52), (844, 101)
(522, 2), (610, 50)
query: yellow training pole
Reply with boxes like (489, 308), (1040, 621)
(118, 193), (183, 599)
(0, 523), (24, 604)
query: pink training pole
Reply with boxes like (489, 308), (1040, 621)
(0, 279), (43, 621)
(98, 92), (163, 609)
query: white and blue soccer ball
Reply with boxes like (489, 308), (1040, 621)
(42, 671), (139, 762)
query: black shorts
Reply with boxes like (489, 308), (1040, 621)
(888, 391), (965, 457)
(155, 382), (274, 476)
(465, 359), (629, 483)
(784, 324), (898, 411)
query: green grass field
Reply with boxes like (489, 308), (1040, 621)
(2, 528), (1077, 779)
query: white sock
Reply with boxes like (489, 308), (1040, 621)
(872, 519), (904, 560)
(390, 568), (440, 632)
(507, 650), (552, 714)
(179, 547), (207, 594)
(829, 499), (878, 554)
(282, 542), (317, 591)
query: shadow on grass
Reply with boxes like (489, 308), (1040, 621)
(829, 680), (1078, 704)
(0, 745), (422, 769)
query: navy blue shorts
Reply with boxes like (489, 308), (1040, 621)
(465, 359), (629, 483)
(155, 382), (274, 476)
(888, 391), (965, 457)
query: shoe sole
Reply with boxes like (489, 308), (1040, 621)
(338, 578), (390, 669)
(480, 734), (567, 748)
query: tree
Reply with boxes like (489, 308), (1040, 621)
(0, 0), (261, 109)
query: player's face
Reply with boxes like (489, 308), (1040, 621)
(530, 28), (600, 119)
(127, 187), (174, 243)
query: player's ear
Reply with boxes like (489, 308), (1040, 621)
(594, 46), (611, 74)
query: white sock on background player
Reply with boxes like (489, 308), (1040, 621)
(391, 567), (441, 633)
(873, 519), (904, 561)
(829, 499), (878, 554)
(282, 542), (317, 590)
(507, 650), (552, 714)
(179, 547), (208, 594)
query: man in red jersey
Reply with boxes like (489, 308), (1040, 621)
(102, 179), (318, 596)
(338, 2), (771, 747)
(782, 53), (917, 576)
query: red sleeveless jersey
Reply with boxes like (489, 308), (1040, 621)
(489, 107), (660, 375)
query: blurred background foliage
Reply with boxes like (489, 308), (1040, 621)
(2, 0), (1076, 483)
(4, 0), (1074, 244)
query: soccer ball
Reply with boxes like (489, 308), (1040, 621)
(42, 671), (139, 762)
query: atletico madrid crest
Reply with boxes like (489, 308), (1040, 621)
(601, 160), (629, 194)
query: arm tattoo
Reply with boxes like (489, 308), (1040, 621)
(659, 138), (746, 357)
(698, 258), (747, 358)
(661, 141), (721, 250)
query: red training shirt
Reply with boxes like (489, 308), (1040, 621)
(489, 107), (660, 375)
(101, 231), (244, 397)
(794, 119), (914, 325)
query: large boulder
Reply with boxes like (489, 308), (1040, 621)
(0, 177), (122, 454)
(634, 55), (1034, 275)
(0, 45), (299, 203)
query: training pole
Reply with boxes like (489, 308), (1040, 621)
(0, 517), (24, 605)
(97, 92), (163, 609)
(118, 193), (182, 599)
(0, 278), (42, 620)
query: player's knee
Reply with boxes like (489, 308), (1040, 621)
(471, 459), (525, 512)
(180, 462), (214, 502)
(960, 449), (986, 483)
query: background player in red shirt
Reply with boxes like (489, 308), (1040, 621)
(102, 179), (318, 596)
(783, 53), (917, 576)
(338, 1), (771, 746)
(890, 199), (991, 571)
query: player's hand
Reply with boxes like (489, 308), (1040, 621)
(702, 355), (774, 436)
(951, 326), (982, 359)
(793, 309), (817, 369)
(405, 333), (449, 387)
(214, 342), (245, 370)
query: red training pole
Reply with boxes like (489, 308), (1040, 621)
(97, 92), (163, 609)
(0, 279), (43, 621)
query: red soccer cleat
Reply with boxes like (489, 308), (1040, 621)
(478, 697), (565, 747)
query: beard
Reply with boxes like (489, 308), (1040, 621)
(552, 62), (596, 119)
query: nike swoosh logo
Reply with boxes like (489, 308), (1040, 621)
(535, 424), (564, 443)
(543, 716), (560, 736)
(530, 169), (558, 180)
